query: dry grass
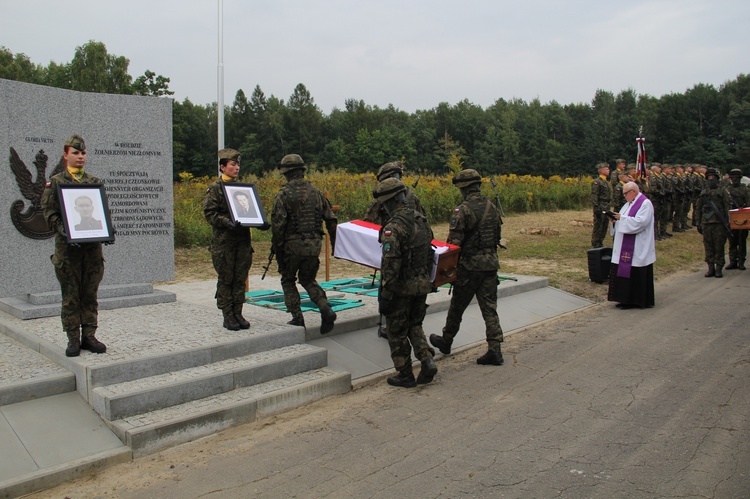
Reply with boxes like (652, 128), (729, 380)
(169, 209), (706, 303)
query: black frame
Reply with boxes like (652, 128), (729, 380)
(57, 184), (115, 243)
(222, 182), (268, 227)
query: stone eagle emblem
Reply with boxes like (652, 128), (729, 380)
(9, 147), (66, 239)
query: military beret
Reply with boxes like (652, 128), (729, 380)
(218, 148), (241, 163)
(64, 134), (86, 151)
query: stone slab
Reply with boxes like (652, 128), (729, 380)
(0, 288), (176, 320)
(27, 283), (155, 306)
(0, 393), (125, 469)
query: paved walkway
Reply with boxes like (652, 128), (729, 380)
(0, 274), (592, 496)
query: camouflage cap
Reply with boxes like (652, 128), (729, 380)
(729, 168), (743, 176)
(372, 177), (406, 202)
(596, 163), (609, 171)
(706, 167), (720, 178)
(452, 168), (482, 189)
(615, 158), (626, 166)
(217, 148), (241, 163)
(376, 161), (404, 181)
(278, 154), (306, 173)
(64, 134), (86, 151)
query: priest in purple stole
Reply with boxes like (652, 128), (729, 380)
(608, 182), (656, 308)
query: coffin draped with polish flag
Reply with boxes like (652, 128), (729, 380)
(333, 220), (460, 287)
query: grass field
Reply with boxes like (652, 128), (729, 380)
(170, 209), (706, 303)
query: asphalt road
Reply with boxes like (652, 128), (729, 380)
(33, 270), (750, 498)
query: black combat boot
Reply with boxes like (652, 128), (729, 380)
(287, 311), (305, 327)
(477, 349), (504, 366)
(704, 263), (715, 278)
(714, 265), (723, 278)
(429, 334), (452, 355)
(65, 330), (81, 357)
(739, 260), (746, 271)
(81, 334), (107, 354)
(377, 323), (388, 339)
(234, 304), (250, 329)
(387, 369), (417, 388)
(319, 305), (337, 335)
(725, 260), (738, 270)
(416, 358), (438, 385)
(223, 310), (241, 331)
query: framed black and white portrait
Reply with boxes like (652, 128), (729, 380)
(222, 183), (267, 227)
(57, 184), (115, 243)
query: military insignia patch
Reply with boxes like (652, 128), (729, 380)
(383, 242), (392, 253)
(384, 230), (392, 236)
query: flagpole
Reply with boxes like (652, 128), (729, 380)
(217, 0), (225, 175)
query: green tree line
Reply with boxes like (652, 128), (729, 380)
(4, 41), (750, 178)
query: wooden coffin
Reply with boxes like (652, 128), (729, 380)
(729, 208), (750, 230)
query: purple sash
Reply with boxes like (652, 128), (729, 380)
(616, 194), (646, 278)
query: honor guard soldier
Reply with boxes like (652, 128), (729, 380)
(430, 169), (505, 366)
(696, 168), (733, 277)
(373, 178), (438, 387)
(591, 163), (613, 248)
(204, 148), (269, 331)
(41, 135), (109, 357)
(271, 154), (338, 333)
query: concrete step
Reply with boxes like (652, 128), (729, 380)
(0, 288), (176, 320)
(84, 329), (306, 392)
(91, 344), (329, 420)
(109, 368), (351, 457)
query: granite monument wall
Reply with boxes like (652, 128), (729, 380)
(0, 79), (174, 298)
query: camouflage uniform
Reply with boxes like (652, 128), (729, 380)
(695, 168), (732, 276)
(725, 170), (750, 269)
(613, 180), (626, 212)
(203, 178), (253, 325)
(40, 135), (106, 357)
(649, 167), (665, 239)
(662, 166), (676, 231)
(591, 165), (612, 248)
(379, 204), (435, 373)
(430, 169), (504, 366)
(374, 178), (437, 387)
(271, 155), (337, 332)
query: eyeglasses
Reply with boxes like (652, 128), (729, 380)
(623, 189), (636, 195)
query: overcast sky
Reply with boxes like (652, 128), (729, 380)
(2, 0), (748, 114)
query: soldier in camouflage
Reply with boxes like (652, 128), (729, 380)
(430, 169), (505, 366)
(661, 163), (677, 237)
(41, 135), (108, 357)
(695, 168), (733, 278)
(374, 178), (438, 387)
(725, 168), (750, 270)
(203, 148), (269, 331)
(364, 161), (426, 339)
(271, 154), (337, 334)
(363, 161), (425, 224)
(591, 163), (613, 248)
(610, 159), (626, 189)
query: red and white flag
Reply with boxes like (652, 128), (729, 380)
(636, 136), (647, 180)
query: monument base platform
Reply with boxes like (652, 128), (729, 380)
(0, 283), (176, 320)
